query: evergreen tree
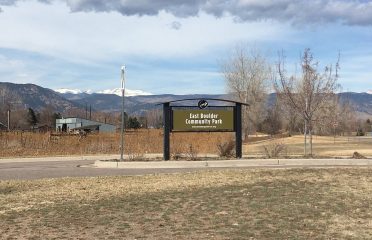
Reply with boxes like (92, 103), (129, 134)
(27, 108), (38, 127)
(128, 117), (141, 129)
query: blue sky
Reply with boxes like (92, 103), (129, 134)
(0, 0), (372, 94)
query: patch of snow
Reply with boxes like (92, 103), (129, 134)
(54, 88), (83, 94)
(55, 88), (152, 96)
(97, 88), (152, 97)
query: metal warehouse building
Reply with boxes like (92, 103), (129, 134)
(56, 117), (116, 133)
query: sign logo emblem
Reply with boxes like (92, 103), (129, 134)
(198, 99), (208, 109)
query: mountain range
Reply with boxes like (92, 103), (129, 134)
(0, 82), (226, 115)
(57, 90), (227, 115)
(0, 82), (78, 112)
(54, 88), (152, 97)
(1, 82), (372, 118)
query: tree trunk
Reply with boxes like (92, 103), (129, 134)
(309, 126), (313, 157)
(304, 117), (307, 156)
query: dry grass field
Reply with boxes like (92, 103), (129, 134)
(0, 130), (235, 159)
(1, 130), (371, 159)
(0, 168), (371, 239)
(246, 135), (372, 158)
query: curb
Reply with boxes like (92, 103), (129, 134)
(94, 158), (372, 169)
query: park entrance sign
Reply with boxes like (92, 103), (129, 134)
(161, 98), (249, 160)
(172, 109), (234, 132)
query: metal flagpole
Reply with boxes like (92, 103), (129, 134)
(120, 66), (126, 161)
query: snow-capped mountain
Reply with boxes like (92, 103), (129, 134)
(54, 88), (152, 97)
(55, 88), (92, 94)
(367, 90), (372, 94)
(96, 88), (152, 97)
(3, 82), (372, 116)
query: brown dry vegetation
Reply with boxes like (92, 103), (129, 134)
(0, 130), (234, 158)
(246, 135), (372, 157)
(0, 168), (371, 239)
(1, 130), (372, 158)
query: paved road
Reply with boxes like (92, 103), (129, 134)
(1, 159), (371, 181)
(0, 160), (210, 180)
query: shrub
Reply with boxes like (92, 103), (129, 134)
(171, 139), (184, 160)
(186, 144), (198, 160)
(356, 128), (365, 136)
(352, 151), (367, 159)
(217, 140), (235, 158)
(262, 142), (287, 158)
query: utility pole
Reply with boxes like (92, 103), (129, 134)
(5, 101), (10, 131)
(120, 66), (126, 161)
(7, 109), (10, 131)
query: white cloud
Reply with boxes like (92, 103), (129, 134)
(3, 0), (372, 26)
(170, 21), (182, 30)
(0, 0), (371, 94)
(0, 54), (45, 84)
(0, 1), (291, 64)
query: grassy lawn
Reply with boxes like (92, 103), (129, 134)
(1, 168), (372, 239)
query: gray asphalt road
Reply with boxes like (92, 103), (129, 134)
(1, 159), (370, 181)
(0, 160), (207, 181)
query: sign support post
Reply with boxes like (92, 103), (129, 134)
(235, 103), (242, 158)
(163, 102), (170, 161)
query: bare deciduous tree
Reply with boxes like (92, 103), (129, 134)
(222, 46), (272, 139)
(274, 48), (339, 156)
(279, 101), (301, 136)
(260, 100), (282, 136)
(313, 95), (340, 136)
(145, 109), (163, 129)
(312, 94), (357, 138)
(39, 105), (55, 126)
(338, 99), (356, 136)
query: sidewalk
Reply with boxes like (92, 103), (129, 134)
(2, 154), (372, 169)
(0, 154), (230, 163)
(0, 154), (121, 163)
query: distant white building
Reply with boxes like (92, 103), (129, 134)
(56, 117), (116, 133)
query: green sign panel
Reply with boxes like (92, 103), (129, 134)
(172, 109), (234, 132)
